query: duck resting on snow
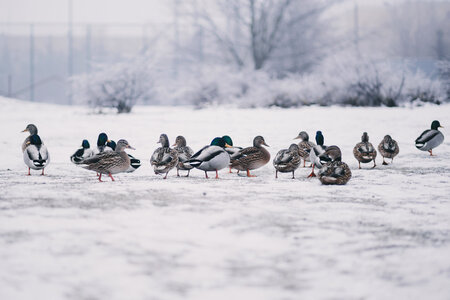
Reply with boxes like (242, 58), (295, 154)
(188, 137), (230, 179)
(230, 136), (270, 177)
(79, 139), (135, 182)
(150, 134), (179, 179)
(318, 145), (352, 185)
(273, 143), (301, 179)
(23, 134), (50, 175)
(70, 139), (95, 164)
(415, 120), (444, 156)
(353, 132), (377, 169)
(378, 135), (399, 165)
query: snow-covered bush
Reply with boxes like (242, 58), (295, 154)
(72, 56), (155, 113)
(172, 56), (448, 108)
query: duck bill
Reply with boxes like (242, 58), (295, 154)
(439, 126), (444, 128)
(293, 135), (301, 140)
(263, 142), (270, 147)
(172, 143), (177, 147)
(127, 145), (136, 150)
(21, 129), (28, 133)
(225, 143), (232, 148)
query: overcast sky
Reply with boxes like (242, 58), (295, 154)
(0, 0), (169, 24)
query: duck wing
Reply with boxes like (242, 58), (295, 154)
(415, 129), (440, 145)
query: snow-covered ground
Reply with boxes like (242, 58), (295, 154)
(1, 96), (449, 300)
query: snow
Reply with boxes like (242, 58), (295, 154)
(1, 96), (450, 300)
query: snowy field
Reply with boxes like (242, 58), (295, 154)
(1, 96), (450, 300)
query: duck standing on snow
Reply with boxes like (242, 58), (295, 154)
(353, 132), (377, 169)
(173, 135), (194, 177)
(230, 136), (270, 177)
(378, 135), (399, 165)
(188, 137), (230, 179)
(80, 139), (135, 182)
(308, 131), (327, 178)
(318, 145), (352, 185)
(294, 131), (315, 167)
(21, 124), (38, 152)
(415, 120), (444, 156)
(222, 135), (242, 173)
(23, 134), (50, 175)
(105, 140), (141, 173)
(273, 144), (301, 179)
(150, 134), (179, 179)
(70, 139), (95, 164)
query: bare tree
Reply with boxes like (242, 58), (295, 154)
(188, 0), (335, 71)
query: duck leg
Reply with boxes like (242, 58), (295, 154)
(358, 162), (361, 169)
(204, 171), (209, 179)
(229, 167), (232, 173)
(163, 172), (168, 179)
(98, 173), (103, 182)
(303, 160), (306, 168)
(307, 164), (316, 178)
(215, 170), (219, 179)
(372, 160), (376, 169)
(185, 170), (190, 177)
(275, 170), (278, 179)
(41, 168), (45, 175)
(27, 167), (31, 176)
(108, 173), (115, 181)
(246, 170), (256, 177)
(177, 169), (180, 177)
(292, 171), (295, 179)
(429, 149), (433, 156)
(382, 157), (388, 165)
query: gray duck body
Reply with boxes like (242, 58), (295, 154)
(273, 144), (301, 178)
(81, 139), (132, 175)
(150, 134), (179, 177)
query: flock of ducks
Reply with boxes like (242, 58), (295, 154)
(21, 120), (444, 185)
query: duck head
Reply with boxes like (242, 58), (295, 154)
(361, 132), (369, 143)
(22, 124), (38, 135)
(115, 139), (135, 151)
(222, 135), (234, 147)
(431, 120), (443, 130)
(294, 131), (309, 141)
(158, 134), (170, 147)
(323, 145), (342, 162)
(254, 136), (269, 147)
(173, 135), (187, 147)
(81, 139), (90, 149)
(315, 131), (324, 146)
(210, 137), (228, 148)
(97, 133), (109, 147)
(288, 144), (299, 152)
(107, 140), (117, 150)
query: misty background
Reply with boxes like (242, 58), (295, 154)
(0, 0), (449, 111)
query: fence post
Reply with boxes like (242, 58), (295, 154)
(29, 23), (34, 102)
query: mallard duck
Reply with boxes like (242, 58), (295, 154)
(105, 140), (141, 173)
(150, 134), (179, 179)
(80, 139), (135, 182)
(222, 135), (242, 173)
(70, 139), (95, 164)
(415, 120), (444, 156)
(188, 137), (230, 179)
(273, 144), (301, 179)
(318, 145), (352, 185)
(23, 134), (50, 175)
(230, 136), (270, 177)
(308, 131), (327, 178)
(173, 135), (194, 177)
(353, 132), (377, 169)
(294, 131), (315, 167)
(97, 132), (113, 153)
(378, 135), (399, 165)
(21, 124), (38, 152)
